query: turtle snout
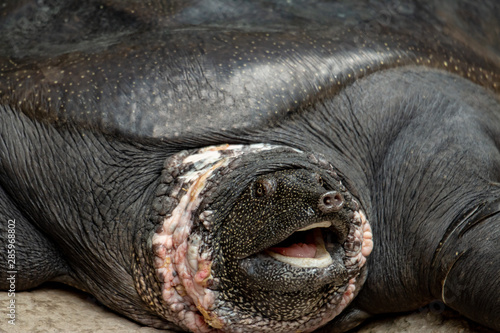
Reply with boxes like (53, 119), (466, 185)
(318, 191), (344, 213)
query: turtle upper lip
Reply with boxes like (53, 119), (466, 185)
(295, 218), (349, 244)
(296, 221), (332, 231)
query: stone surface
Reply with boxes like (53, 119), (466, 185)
(0, 284), (495, 332)
(0, 284), (159, 333)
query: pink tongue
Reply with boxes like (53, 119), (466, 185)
(269, 243), (317, 258)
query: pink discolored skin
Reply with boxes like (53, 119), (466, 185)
(152, 144), (374, 333)
(152, 144), (282, 332)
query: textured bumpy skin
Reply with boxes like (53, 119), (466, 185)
(1, 1), (500, 332)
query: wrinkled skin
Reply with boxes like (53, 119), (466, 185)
(1, 0), (500, 332)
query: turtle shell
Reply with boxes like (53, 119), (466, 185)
(0, 0), (499, 142)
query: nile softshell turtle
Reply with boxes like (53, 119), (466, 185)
(1, 0), (499, 332)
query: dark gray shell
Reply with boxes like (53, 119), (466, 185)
(1, 0), (499, 141)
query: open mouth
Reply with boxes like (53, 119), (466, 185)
(265, 221), (346, 269)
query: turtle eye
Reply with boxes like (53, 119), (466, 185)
(254, 178), (276, 198)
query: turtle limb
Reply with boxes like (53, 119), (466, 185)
(431, 198), (500, 331)
(0, 185), (70, 291)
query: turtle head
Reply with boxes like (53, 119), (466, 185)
(219, 169), (349, 262)
(214, 168), (354, 321)
(144, 144), (373, 332)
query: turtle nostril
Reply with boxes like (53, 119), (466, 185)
(319, 191), (344, 213)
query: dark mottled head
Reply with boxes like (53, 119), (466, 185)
(170, 145), (374, 332)
(219, 169), (349, 261)
(214, 169), (350, 318)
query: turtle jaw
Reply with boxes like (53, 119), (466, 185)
(233, 222), (351, 293)
(228, 209), (373, 315)
(266, 227), (336, 269)
(263, 214), (372, 270)
(255, 218), (351, 270)
(212, 209), (373, 332)
(236, 226), (348, 294)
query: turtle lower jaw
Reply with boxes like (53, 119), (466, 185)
(236, 227), (348, 294)
(236, 211), (373, 294)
